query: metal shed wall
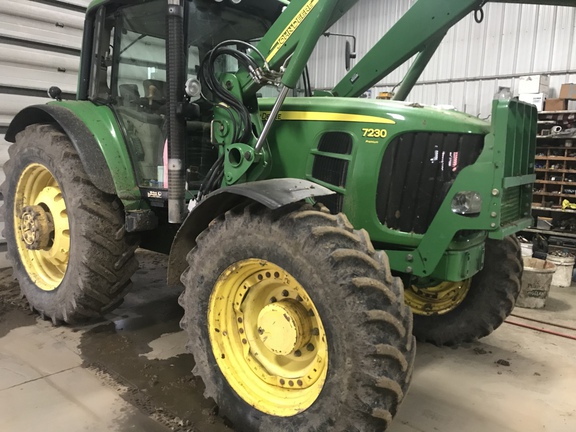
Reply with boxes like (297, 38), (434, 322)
(309, 1), (576, 119)
(0, 0), (89, 182)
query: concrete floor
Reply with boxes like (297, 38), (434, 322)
(1, 250), (575, 432)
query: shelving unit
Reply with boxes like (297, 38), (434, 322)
(532, 110), (576, 210)
(527, 110), (576, 242)
(533, 138), (576, 208)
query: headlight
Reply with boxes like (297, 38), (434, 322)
(451, 191), (482, 215)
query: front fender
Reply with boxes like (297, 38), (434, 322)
(167, 178), (335, 285)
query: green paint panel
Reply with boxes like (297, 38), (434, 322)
(260, 97), (535, 281)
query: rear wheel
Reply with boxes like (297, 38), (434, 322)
(407, 236), (522, 345)
(179, 203), (415, 432)
(1, 124), (139, 324)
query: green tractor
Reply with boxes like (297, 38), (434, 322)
(2, 0), (543, 430)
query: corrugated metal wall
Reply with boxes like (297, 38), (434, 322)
(3, 1), (576, 147)
(310, 1), (576, 118)
(0, 0), (89, 183)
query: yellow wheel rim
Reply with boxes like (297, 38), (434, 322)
(13, 163), (70, 291)
(405, 279), (471, 316)
(208, 259), (328, 417)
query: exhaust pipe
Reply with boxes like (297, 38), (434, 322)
(166, 0), (186, 223)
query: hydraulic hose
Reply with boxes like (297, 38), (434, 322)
(505, 319), (576, 341)
(510, 313), (576, 332)
(166, 0), (186, 223)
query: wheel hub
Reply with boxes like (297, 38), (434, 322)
(405, 278), (472, 316)
(257, 301), (311, 356)
(208, 259), (329, 416)
(20, 205), (54, 250)
(14, 163), (70, 291)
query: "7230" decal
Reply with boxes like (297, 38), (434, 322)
(362, 128), (388, 138)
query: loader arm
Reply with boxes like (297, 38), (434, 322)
(331, 0), (481, 98)
(236, 0), (358, 97)
(332, 0), (576, 99)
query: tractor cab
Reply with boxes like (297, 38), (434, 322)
(87, 0), (280, 191)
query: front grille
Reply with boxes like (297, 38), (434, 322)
(311, 133), (352, 215)
(376, 132), (484, 234)
(501, 186), (522, 225)
(312, 155), (349, 188)
(318, 132), (353, 154)
(316, 194), (344, 214)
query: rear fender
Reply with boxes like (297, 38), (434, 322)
(6, 103), (141, 208)
(167, 178), (334, 285)
(6, 105), (116, 195)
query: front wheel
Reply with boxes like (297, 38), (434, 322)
(407, 236), (522, 346)
(179, 203), (415, 432)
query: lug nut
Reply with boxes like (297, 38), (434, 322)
(270, 297), (277, 303)
(311, 328), (320, 336)
(282, 290), (289, 297)
(294, 350), (302, 357)
(306, 343), (314, 352)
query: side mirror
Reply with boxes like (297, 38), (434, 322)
(345, 40), (356, 71)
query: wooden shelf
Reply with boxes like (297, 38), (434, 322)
(535, 135), (576, 139)
(533, 191), (576, 197)
(523, 228), (576, 239)
(535, 180), (576, 186)
(540, 110), (576, 115)
(535, 156), (576, 160)
(535, 168), (576, 173)
(531, 206), (576, 214)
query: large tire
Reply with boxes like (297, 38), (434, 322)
(411, 236), (522, 346)
(179, 203), (415, 432)
(1, 124), (139, 324)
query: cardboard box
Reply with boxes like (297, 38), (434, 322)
(519, 75), (550, 94)
(544, 98), (568, 111)
(519, 93), (546, 111)
(560, 83), (576, 99)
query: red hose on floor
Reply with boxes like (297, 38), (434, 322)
(510, 313), (576, 332)
(504, 320), (576, 341)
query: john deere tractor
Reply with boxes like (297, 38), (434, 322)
(2, 0), (547, 430)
